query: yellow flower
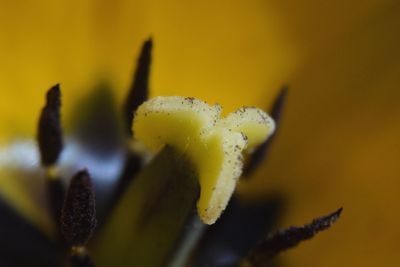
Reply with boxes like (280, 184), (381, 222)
(1, 1), (400, 267)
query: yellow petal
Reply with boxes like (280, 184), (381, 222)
(0, 168), (54, 238)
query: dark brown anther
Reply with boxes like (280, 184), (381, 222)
(249, 207), (342, 265)
(244, 86), (288, 176)
(37, 84), (63, 167)
(124, 38), (153, 136)
(61, 170), (97, 246)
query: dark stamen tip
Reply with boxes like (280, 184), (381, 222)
(124, 38), (153, 136)
(61, 170), (97, 246)
(37, 84), (63, 167)
(249, 207), (343, 265)
(311, 207), (342, 231)
(144, 37), (153, 51)
(46, 84), (61, 108)
(270, 85), (288, 123)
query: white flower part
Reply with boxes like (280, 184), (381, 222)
(133, 96), (275, 224)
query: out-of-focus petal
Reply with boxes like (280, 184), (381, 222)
(0, 165), (54, 237)
(243, 2), (400, 266)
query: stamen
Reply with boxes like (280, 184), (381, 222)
(37, 84), (65, 228)
(123, 38), (153, 136)
(61, 170), (97, 246)
(248, 207), (342, 265)
(61, 170), (97, 267)
(37, 84), (63, 167)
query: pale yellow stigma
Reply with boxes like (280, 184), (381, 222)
(133, 96), (275, 224)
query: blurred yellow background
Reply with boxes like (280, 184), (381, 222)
(0, 0), (399, 266)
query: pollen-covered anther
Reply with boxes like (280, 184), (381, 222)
(61, 170), (97, 246)
(133, 96), (275, 224)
